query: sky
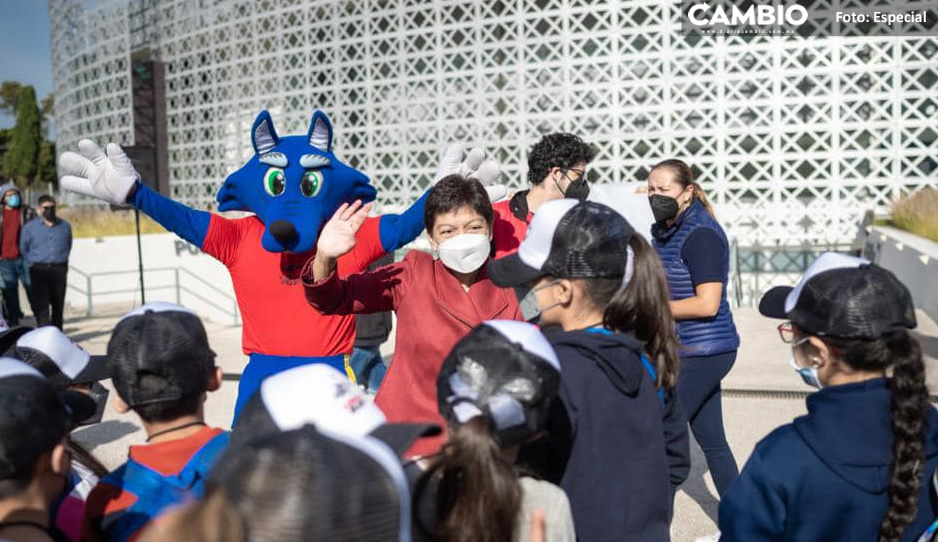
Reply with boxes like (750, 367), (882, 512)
(0, 0), (54, 130)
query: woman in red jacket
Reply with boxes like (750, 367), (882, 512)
(303, 175), (522, 457)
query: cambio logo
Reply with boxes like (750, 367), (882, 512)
(687, 3), (810, 26)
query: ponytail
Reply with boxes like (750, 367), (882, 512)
(690, 182), (716, 218)
(67, 437), (107, 477)
(878, 332), (928, 542)
(584, 234), (681, 390)
(815, 331), (928, 542)
(650, 158), (716, 218)
(415, 417), (521, 542)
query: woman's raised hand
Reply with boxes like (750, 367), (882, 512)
(316, 200), (372, 259)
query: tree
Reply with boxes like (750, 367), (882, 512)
(2, 85), (41, 187)
(36, 140), (57, 188)
(0, 81), (22, 116)
(40, 94), (53, 117)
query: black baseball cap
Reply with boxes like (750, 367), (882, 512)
(233, 364), (439, 457)
(488, 199), (635, 287)
(437, 320), (561, 447)
(107, 302), (217, 407)
(6, 326), (109, 391)
(0, 358), (96, 479)
(758, 252), (917, 339)
(210, 425), (413, 542)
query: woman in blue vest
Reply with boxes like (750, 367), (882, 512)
(648, 159), (740, 498)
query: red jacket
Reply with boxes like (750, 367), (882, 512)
(492, 192), (532, 258)
(303, 250), (523, 457)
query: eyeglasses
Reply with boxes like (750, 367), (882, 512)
(563, 168), (587, 183)
(777, 321), (797, 343)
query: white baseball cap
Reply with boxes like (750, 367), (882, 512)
(233, 364), (440, 456)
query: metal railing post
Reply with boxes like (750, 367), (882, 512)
(86, 275), (93, 317)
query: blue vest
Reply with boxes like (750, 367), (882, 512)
(99, 431), (230, 542)
(652, 200), (739, 357)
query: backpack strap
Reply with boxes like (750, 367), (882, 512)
(639, 353), (666, 407)
(174, 432), (230, 498)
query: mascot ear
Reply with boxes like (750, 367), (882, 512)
(217, 175), (248, 212)
(308, 110), (333, 153)
(252, 110), (280, 155)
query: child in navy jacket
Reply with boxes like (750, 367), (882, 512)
(720, 253), (938, 542)
(489, 200), (689, 542)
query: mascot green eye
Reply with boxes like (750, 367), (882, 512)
(263, 167), (286, 196)
(301, 170), (322, 198)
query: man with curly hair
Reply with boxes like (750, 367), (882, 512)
(492, 133), (596, 257)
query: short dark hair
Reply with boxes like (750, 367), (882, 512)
(424, 175), (493, 232)
(0, 458), (40, 500)
(527, 133), (596, 186)
(37, 195), (55, 205)
(132, 393), (205, 424)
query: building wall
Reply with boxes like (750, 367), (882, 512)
(51, 0), (938, 248)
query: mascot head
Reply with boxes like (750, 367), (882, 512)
(217, 110), (376, 253)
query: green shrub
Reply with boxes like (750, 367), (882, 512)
(891, 188), (938, 243)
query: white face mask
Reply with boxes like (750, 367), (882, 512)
(434, 233), (491, 274)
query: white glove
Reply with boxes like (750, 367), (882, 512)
(433, 144), (508, 203)
(59, 140), (140, 206)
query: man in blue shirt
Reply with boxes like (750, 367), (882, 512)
(20, 195), (72, 329)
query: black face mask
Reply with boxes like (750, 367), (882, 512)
(564, 179), (590, 201)
(42, 206), (56, 222)
(649, 194), (679, 223)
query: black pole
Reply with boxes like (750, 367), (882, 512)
(135, 207), (145, 304)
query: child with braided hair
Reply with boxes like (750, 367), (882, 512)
(720, 252), (937, 542)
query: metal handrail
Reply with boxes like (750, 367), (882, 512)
(67, 265), (240, 325)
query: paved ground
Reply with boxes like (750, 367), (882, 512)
(52, 303), (938, 542)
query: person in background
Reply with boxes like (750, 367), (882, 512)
(304, 175), (522, 458)
(647, 159), (740, 499)
(720, 252), (937, 542)
(488, 200), (688, 542)
(82, 303), (227, 542)
(0, 357), (96, 542)
(350, 252), (395, 393)
(0, 183), (35, 326)
(411, 320), (575, 542)
(492, 134), (595, 257)
(20, 195), (72, 330)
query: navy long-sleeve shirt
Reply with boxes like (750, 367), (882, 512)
(20, 217), (72, 265)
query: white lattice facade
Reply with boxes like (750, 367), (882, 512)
(51, 0), (938, 249)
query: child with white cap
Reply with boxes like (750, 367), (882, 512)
(3, 326), (110, 542)
(82, 302), (227, 542)
(139, 425), (415, 542)
(412, 320), (574, 542)
(488, 199), (689, 542)
(0, 357), (96, 542)
(720, 253), (937, 542)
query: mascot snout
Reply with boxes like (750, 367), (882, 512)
(269, 220), (298, 244)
